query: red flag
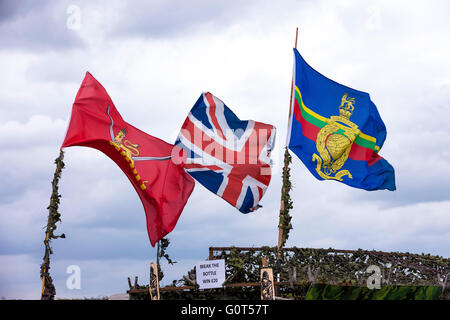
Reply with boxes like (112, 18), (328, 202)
(62, 72), (195, 246)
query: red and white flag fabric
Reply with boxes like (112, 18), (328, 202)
(175, 92), (276, 213)
(62, 72), (195, 246)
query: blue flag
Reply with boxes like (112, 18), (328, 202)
(287, 48), (395, 191)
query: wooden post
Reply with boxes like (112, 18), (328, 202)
(276, 26), (298, 272)
(262, 257), (268, 268)
(149, 262), (160, 300)
(40, 149), (65, 300)
(41, 232), (50, 296)
(260, 267), (275, 300)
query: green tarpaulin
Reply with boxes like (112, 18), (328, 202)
(305, 284), (442, 300)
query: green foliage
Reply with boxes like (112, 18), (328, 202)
(129, 246), (449, 300)
(40, 150), (66, 300)
(278, 148), (293, 248)
(159, 238), (176, 265)
(305, 283), (443, 300)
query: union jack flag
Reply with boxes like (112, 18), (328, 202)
(175, 92), (276, 213)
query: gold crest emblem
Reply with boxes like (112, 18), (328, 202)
(106, 106), (156, 191)
(312, 94), (361, 181)
(109, 128), (140, 165)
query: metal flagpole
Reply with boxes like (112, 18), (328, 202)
(156, 240), (160, 269)
(276, 27), (298, 286)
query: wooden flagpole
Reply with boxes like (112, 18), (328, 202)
(40, 149), (66, 299)
(276, 27), (298, 274)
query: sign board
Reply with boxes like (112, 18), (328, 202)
(260, 268), (275, 300)
(195, 259), (226, 289)
(149, 262), (160, 300)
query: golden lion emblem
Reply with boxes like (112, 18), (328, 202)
(109, 128), (140, 165)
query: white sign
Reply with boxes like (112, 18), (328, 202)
(195, 259), (226, 289)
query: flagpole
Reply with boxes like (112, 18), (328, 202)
(276, 27), (298, 279)
(156, 240), (160, 270)
(40, 149), (66, 300)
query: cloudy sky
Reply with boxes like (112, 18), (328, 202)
(1, 0), (449, 299)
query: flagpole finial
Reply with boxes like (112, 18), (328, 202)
(295, 27), (298, 49)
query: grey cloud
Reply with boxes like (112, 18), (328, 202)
(108, 0), (259, 39)
(0, 0), (84, 51)
(0, 254), (42, 299)
(0, 0), (42, 23)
